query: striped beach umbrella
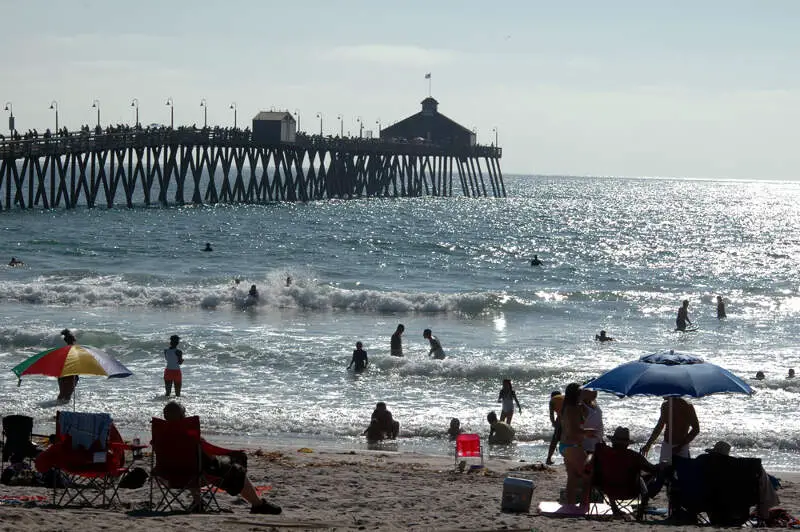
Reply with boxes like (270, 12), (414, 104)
(12, 344), (132, 384)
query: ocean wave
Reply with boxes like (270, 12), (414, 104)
(0, 274), (538, 315)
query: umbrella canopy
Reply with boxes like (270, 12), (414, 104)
(584, 349), (753, 398)
(12, 344), (133, 382)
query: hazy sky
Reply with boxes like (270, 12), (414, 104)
(1, 1), (798, 179)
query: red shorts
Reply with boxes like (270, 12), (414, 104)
(164, 369), (182, 383)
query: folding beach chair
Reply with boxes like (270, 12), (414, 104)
(37, 411), (129, 507)
(1, 415), (39, 472)
(670, 453), (762, 526)
(590, 443), (649, 520)
(149, 416), (228, 513)
(454, 433), (483, 469)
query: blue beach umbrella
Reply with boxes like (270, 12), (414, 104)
(583, 350), (753, 460)
(584, 350), (754, 398)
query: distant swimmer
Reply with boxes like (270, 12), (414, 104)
(8, 257), (24, 267)
(676, 299), (692, 331)
(423, 328), (446, 359)
(716, 295), (727, 319)
(347, 341), (368, 372)
(203, 242), (213, 252)
(286, 276), (292, 287)
(595, 330), (614, 342)
(530, 254), (542, 266)
(788, 369), (795, 379)
(248, 284), (259, 299)
(390, 324), (405, 357)
(755, 371), (765, 380)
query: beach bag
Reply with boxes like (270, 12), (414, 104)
(118, 466), (148, 489)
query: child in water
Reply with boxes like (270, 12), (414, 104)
(497, 379), (522, 424)
(347, 341), (368, 372)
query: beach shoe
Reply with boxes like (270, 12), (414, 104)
(251, 498), (282, 515)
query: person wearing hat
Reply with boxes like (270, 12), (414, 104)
(597, 427), (662, 515)
(163, 334), (184, 397)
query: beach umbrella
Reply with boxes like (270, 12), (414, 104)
(583, 349), (752, 460)
(584, 350), (753, 398)
(12, 344), (133, 383)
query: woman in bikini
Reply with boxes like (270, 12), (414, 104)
(559, 382), (593, 506)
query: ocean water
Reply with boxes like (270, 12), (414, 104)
(1, 175), (800, 470)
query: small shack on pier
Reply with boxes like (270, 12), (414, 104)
(252, 111), (296, 144)
(380, 97), (475, 147)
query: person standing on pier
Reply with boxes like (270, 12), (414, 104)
(163, 334), (184, 397)
(390, 324), (405, 357)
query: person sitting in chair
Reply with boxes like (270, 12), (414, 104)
(595, 426), (666, 516)
(162, 401), (281, 514)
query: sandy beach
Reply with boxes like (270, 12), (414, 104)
(0, 443), (796, 531)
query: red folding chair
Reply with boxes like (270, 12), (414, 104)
(35, 411), (129, 508)
(149, 416), (234, 512)
(455, 433), (484, 469)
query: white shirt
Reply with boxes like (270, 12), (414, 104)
(164, 347), (182, 370)
(582, 403), (604, 452)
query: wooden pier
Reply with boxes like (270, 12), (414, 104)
(0, 128), (504, 209)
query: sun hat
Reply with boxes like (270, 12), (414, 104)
(607, 426), (634, 444)
(705, 441), (731, 456)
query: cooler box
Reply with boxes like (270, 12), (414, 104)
(501, 477), (534, 513)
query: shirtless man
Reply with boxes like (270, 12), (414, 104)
(641, 397), (699, 463)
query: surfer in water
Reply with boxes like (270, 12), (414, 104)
(595, 330), (614, 342)
(347, 341), (368, 372)
(423, 328), (446, 359)
(676, 300), (692, 331)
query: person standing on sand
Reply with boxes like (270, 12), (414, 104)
(641, 396), (699, 463)
(545, 390), (564, 465)
(559, 382), (593, 506)
(423, 329), (446, 359)
(676, 299), (692, 331)
(717, 295), (727, 319)
(390, 324), (404, 357)
(163, 334), (184, 397)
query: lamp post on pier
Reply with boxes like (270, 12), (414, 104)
(375, 119), (381, 137)
(316, 112), (323, 136)
(492, 126), (498, 146)
(92, 100), (101, 128)
(3, 101), (12, 134)
(200, 98), (207, 128)
(294, 109), (300, 131)
(472, 126), (477, 145)
(131, 98), (139, 128)
(229, 102), (237, 129)
(49, 100), (59, 134)
(165, 97), (174, 129)
(356, 116), (363, 138)
(337, 114), (343, 137)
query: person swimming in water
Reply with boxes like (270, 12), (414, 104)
(286, 276), (292, 287)
(423, 329), (446, 359)
(676, 300), (692, 331)
(530, 254), (542, 266)
(248, 285), (259, 299)
(390, 324), (405, 357)
(595, 330), (614, 342)
(203, 242), (213, 252)
(347, 341), (368, 372)
(716, 295), (727, 319)
(8, 257), (24, 267)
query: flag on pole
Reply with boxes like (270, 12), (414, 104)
(424, 73), (431, 79)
